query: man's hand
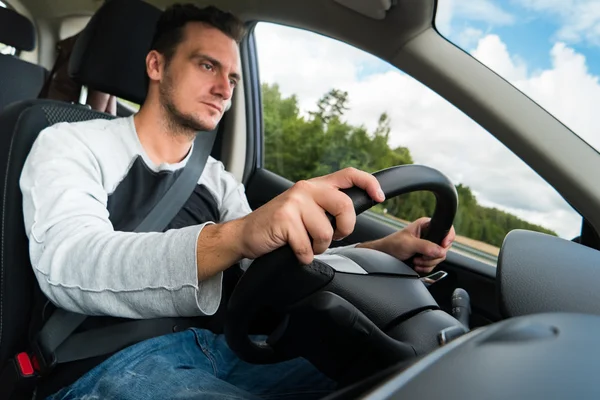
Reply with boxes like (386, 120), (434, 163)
(196, 167), (384, 279)
(357, 217), (456, 274)
(236, 167), (385, 265)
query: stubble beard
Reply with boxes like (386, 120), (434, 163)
(159, 68), (215, 140)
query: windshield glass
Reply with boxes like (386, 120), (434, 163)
(255, 10), (583, 266)
(435, 0), (600, 152)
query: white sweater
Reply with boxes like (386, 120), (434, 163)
(20, 115), (352, 319)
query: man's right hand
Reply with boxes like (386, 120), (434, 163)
(196, 168), (384, 280)
(237, 167), (385, 265)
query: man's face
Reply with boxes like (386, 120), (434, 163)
(157, 22), (241, 133)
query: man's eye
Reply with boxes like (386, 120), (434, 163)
(230, 79), (237, 87)
(201, 63), (213, 71)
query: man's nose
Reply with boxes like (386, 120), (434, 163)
(212, 73), (233, 100)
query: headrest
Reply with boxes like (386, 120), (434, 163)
(69, 0), (161, 105)
(0, 6), (35, 51)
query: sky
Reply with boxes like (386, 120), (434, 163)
(254, 0), (600, 240)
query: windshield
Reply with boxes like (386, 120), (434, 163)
(254, 3), (588, 264)
(435, 0), (600, 153)
(255, 17), (584, 268)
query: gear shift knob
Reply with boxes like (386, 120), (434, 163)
(452, 288), (471, 329)
(437, 288), (472, 346)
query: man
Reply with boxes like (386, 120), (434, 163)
(20, 4), (455, 399)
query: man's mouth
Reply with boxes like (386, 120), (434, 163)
(203, 102), (223, 113)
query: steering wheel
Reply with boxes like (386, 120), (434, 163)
(225, 165), (458, 366)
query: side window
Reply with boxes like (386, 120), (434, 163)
(0, 1), (17, 55)
(253, 22), (581, 265)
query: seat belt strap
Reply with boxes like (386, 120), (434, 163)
(31, 129), (217, 373)
(31, 309), (87, 373)
(55, 318), (200, 364)
(134, 129), (217, 232)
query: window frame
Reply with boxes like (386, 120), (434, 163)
(240, 21), (262, 185)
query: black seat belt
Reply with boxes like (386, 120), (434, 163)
(31, 128), (217, 372)
(133, 128), (216, 232)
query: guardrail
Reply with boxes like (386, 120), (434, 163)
(363, 211), (499, 266)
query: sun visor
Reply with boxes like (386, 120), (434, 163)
(333, 0), (392, 20)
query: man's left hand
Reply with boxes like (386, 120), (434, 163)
(357, 217), (456, 274)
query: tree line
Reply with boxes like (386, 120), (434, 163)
(262, 83), (556, 247)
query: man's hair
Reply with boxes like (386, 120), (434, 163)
(150, 3), (246, 64)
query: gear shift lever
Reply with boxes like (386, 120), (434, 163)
(438, 288), (471, 346)
(451, 288), (471, 329)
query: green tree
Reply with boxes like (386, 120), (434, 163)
(263, 83), (327, 181)
(309, 89), (350, 124)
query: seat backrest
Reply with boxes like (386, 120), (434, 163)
(0, 100), (115, 367)
(0, 7), (48, 111)
(0, 0), (161, 369)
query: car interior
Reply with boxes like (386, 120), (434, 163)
(2, 0), (600, 399)
(0, 5), (47, 111)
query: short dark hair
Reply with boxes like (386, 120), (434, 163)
(150, 4), (246, 63)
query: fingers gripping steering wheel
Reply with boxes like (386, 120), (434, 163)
(224, 165), (458, 364)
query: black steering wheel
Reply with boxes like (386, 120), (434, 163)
(225, 165), (458, 365)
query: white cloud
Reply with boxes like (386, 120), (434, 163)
(436, 0), (515, 37)
(454, 0), (516, 25)
(434, 0), (455, 34)
(255, 23), (589, 238)
(456, 27), (485, 49)
(255, 24), (373, 114)
(472, 34), (528, 80)
(519, 0), (600, 46)
(512, 42), (600, 152)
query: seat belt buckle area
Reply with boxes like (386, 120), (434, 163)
(15, 352), (37, 378)
(31, 336), (58, 375)
(0, 352), (40, 397)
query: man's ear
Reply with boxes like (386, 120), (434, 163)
(146, 50), (164, 82)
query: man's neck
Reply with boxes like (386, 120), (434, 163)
(133, 103), (195, 165)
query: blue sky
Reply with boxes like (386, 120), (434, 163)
(363, 1), (600, 87)
(436, 0), (600, 77)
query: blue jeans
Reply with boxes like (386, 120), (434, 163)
(45, 328), (338, 400)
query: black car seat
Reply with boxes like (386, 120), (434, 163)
(0, 0), (165, 397)
(0, 6), (48, 112)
